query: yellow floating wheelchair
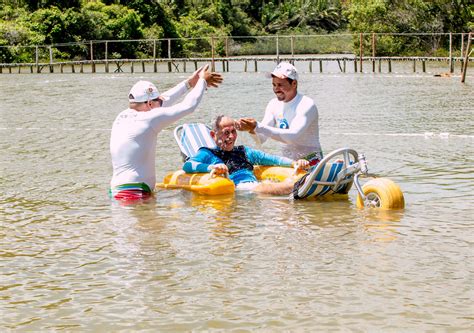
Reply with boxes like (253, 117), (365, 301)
(156, 123), (405, 210)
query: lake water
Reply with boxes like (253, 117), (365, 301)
(1, 63), (473, 331)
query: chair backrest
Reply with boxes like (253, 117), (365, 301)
(174, 123), (217, 160)
(297, 162), (345, 199)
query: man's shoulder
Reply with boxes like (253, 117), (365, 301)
(242, 145), (262, 155)
(197, 146), (215, 154)
(299, 94), (315, 104)
(296, 94), (317, 111)
(112, 108), (135, 123)
(267, 97), (281, 107)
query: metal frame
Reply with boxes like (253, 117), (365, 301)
(296, 147), (372, 200)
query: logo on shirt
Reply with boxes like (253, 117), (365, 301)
(277, 116), (289, 129)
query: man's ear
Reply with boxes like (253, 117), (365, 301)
(210, 130), (216, 139)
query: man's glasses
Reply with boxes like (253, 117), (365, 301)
(149, 97), (162, 107)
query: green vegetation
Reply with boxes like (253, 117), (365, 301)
(0, 0), (472, 62)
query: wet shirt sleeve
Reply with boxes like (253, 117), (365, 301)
(183, 148), (222, 173)
(138, 79), (207, 133)
(244, 147), (293, 166)
(161, 80), (189, 106)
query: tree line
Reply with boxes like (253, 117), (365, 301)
(0, 0), (472, 62)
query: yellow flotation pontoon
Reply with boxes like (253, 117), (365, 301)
(157, 170), (235, 195)
(156, 165), (306, 196)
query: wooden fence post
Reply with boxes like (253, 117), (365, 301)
(449, 32), (453, 73)
(276, 35), (280, 63)
(35, 45), (39, 73)
(291, 35), (295, 58)
(359, 33), (363, 73)
(49, 45), (53, 73)
(153, 39), (157, 73)
(167, 39), (172, 72)
(460, 33), (465, 73)
(461, 32), (472, 83)
(211, 36), (215, 72)
(225, 37), (229, 58)
(90, 41), (95, 73)
(372, 33), (376, 73)
(105, 41), (109, 73)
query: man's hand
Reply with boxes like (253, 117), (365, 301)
(210, 163), (228, 175)
(186, 66), (205, 88)
(291, 159), (309, 171)
(236, 117), (257, 133)
(198, 64), (223, 88)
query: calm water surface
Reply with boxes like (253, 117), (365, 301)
(1, 64), (473, 331)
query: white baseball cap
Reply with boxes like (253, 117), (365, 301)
(269, 62), (299, 81)
(128, 80), (160, 102)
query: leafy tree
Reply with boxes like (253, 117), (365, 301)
(28, 7), (65, 44)
(263, 0), (344, 33)
(174, 9), (230, 56)
(117, 0), (181, 56)
(344, 0), (472, 33)
(116, 0), (180, 38)
(219, 0), (257, 36)
(0, 0), (471, 62)
(80, 2), (144, 58)
(23, 0), (81, 10)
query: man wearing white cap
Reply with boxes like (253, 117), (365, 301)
(110, 65), (223, 201)
(238, 62), (322, 166)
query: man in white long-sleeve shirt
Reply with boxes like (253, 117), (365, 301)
(238, 62), (322, 166)
(110, 65), (222, 201)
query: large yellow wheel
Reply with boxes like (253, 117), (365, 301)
(356, 178), (405, 209)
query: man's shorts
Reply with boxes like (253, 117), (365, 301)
(109, 183), (153, 201)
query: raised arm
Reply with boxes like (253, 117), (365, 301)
(161, 65), (223, 106)
(146, 65), (223, 131)
(145, 78), (207, 131)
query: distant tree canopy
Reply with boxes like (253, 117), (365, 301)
(344, 0), (473, 55)
(0, 0), (472, 61)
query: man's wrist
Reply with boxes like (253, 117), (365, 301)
(185, 80), (191, 89)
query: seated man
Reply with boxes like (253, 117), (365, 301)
(182, 115), (309, 195)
